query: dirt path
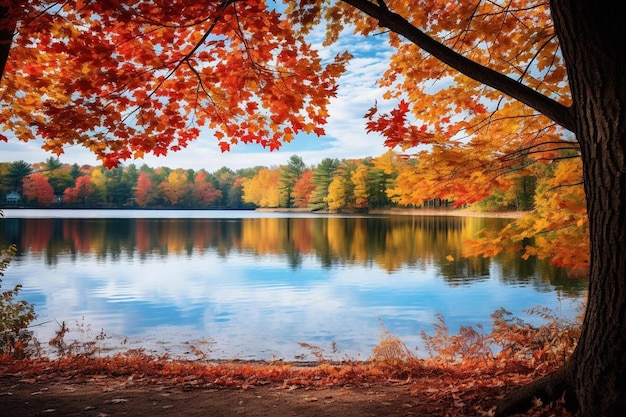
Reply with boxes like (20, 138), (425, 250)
(0, 355), (577, 417)
(1, 375), (449, 417)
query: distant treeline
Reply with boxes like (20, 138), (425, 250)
(0, 152), (536, 212)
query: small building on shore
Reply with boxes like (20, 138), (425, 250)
(5, 191), (21, 205)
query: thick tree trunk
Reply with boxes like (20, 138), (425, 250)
(0, 3), (16, 80)
(498, 1), (626, 416)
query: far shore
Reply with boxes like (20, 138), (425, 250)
(257, 207), (528, 219)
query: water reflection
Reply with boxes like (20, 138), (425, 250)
(0, 214), (583, 290)
(0, 211), (586, 360)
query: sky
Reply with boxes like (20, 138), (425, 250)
(1, 25), (396, 172)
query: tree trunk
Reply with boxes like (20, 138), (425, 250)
(497, 1), (626, 415)
(331, 3), (626, 413)
(0, 3), (16, 79)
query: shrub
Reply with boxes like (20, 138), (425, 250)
(0, 244), (36, 358)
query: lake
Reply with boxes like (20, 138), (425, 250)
(0, 209), (586, 361)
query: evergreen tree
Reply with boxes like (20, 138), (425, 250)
(278, 155), (306, 207)
(308, 158), (340, 211)
(4, 161), (32, 194)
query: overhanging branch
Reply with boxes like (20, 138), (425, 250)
(340, 0), (576, 132)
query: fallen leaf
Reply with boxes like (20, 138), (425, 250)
(110, 398), (128, 404)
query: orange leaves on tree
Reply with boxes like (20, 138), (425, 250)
(463, 156), (589, 275)
(291, 170), (315, 208)
(158, 169), (192, 206)
(218, 141), (231, 152)
(63, 175), (94, 204)
(22, 64), (43, 77)
(134, 172), (153, 207)
(22, 173), (55, 205)
(193, 171), (222, 206)
(365, 100), (433, 150)
(516, 158), (589, 274)
(297, 0), (576, 247)
(1, 0), (350, 167)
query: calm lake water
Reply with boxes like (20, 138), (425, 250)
(0, 209), (586, 361)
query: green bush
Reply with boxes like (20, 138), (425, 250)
(1, 243), (36, 358)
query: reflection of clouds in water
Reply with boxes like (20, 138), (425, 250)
(4, 217), (585, 360)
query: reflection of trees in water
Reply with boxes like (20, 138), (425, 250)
(498, 254), (587, 298)
(0, 215), (585, 295)
(439, 256), (491, 286)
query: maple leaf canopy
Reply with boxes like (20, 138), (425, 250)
(0, 0), (350, 168)
(2, 0), (574, 184)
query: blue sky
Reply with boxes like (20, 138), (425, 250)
(1, 27), (396, 171)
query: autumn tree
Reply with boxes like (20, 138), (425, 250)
(134, 172), (154, 207)
(291, 169), (315, 208)
(193, 170), (222, 206)
(320, 159), (360, 211)
(159, 169), (192, 206)
(22, 172), (55, 205)
(89, 168), (107, 205)
(63, 175), (93, 205)
(286, 1), (623, 415)
(2, 0), (625, 415)
(351, 162), (370, 209)
(242, 168), (280, 208)
(325, 176), (347, 211)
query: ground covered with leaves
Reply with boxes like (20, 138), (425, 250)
(0, 305), (581, 416)
(1, 354), (575, 417)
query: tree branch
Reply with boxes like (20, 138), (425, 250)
(340, 0), (576, 132)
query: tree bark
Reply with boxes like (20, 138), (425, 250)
(0, 3), (16, 80)
(547, 1), (626, 414)
(498, 1), (626, 415)
(340, 1), (626, 415)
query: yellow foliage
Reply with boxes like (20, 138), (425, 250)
(325, 177), (347, 211)
(242, 168), (281, 208)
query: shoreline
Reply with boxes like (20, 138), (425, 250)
(257, 207), (528, 219)
(2, 206), (528, 219)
